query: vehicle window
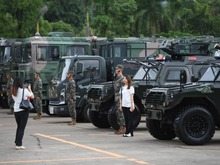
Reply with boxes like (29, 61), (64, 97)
(108, 44), (126, 58)
(37, 47), (47, 61)
(54, 59), (71, 81)
(3, 47), (11, 63)
(0, 47), (4, 63)
(79, 60), (100, 79)
(22, 45), (31, 63)
(67, 46), (85, 56)
(37, 46), (60, 61)
(200, 67), (220, 81)
(166, 69), (182, 81)
(133, 67), (157, 80)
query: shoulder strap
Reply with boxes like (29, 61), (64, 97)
(21, 88), (24, 101)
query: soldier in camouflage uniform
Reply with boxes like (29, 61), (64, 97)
(6, 73), (14, 115)
(66, 71), (76, 125)
(114, 64), (125, 134)
(33, 72), (43, 120)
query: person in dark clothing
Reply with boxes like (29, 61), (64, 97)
(120, 75), (135, 137)
(12, 77), (34, 149)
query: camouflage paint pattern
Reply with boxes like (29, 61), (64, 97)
(66, 79), (76, 119)
(114, 74), (125, 126)
(10, 35), (92, 108)
(33, 78), (42, 114)
(6, 77), (14, 111)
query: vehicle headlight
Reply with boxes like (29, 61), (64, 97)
(60, 88), (65, 102)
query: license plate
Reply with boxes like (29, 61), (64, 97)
(49, 106), (54, 114)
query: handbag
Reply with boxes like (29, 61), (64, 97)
(19, 88), (34, 110)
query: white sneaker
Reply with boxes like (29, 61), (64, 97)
(15, 146), (25, 150)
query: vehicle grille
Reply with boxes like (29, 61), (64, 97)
(88, 88), (102, 99)
(146, 92), (165, 105)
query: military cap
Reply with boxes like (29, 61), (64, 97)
(35, 72), (40, 76)
(67, 70), (74, 75)
(115, 64), (124, 70)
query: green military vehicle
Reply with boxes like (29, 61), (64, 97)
(145, 60), (220, 145)
(48, 37), (163, 121)
(87, 40), (215, 130)
(5, 32), (93, 111)
(48, 55), (107, 121)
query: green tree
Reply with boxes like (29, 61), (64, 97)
(1, 0), (44, 38)
(44, 0), (85, 33)
(134, 0), (163, 36)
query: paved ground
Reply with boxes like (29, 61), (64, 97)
(1, 108), (220, 165)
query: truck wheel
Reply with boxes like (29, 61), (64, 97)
(146, 119), (176, 140)
(174, 106), (215, 145)
(0, 95), (9, 108)
(89, 111), (111, 128)
(108, 104), (141, 131)
(82, 104), (91, 122)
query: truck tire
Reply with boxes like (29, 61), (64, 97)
(89, 111), (111, 128)
(82, 104), (91, 122)
(174, 106), (215, 145)
(108, 104), (141, 131)
(0, 95), (9, 108)
(146, 119), (176, 140)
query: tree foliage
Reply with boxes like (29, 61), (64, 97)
(1, 0), (220, 38)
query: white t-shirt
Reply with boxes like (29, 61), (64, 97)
(12, 87), (33, 112)
(120, 85), (135, 108)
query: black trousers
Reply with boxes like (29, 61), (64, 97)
(14, 110), (29, 146)
(122, 107), (135, 135)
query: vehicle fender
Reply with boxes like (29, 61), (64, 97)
(77, 97), (87, 110)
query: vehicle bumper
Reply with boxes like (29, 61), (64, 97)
(88, 101), (100, 111)
(49, 104), (69, 115)
(146, 109), (163, 120)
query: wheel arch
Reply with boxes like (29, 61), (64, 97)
(165, 97), (219, 125)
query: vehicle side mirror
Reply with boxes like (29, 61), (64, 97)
(180, 70), (187, 84)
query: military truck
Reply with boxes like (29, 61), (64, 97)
(87, 40), (215, 130)
(5, 33), (93, 111)
(145, 60), (220, 145)
(48, 55), (107, 121)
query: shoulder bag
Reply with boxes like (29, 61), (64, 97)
(19, 88), (34, 110)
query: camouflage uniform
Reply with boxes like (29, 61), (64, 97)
(114, 74), (125, 126)
(66, 78), (76, 119)
(33, 78), (42, 115)
(6, 77), (14, 113)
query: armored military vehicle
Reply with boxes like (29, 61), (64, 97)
(87, 40), (215, 130)
(145, 60), (220, 145)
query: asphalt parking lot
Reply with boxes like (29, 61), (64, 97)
(1, 108), (220, 165)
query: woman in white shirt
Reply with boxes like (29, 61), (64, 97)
(120, 75), (135, 137)
(12, 77), (34, 150)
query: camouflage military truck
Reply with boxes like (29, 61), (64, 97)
(8, 32), (93, 112)
(145, 60), (220, 145)
(48, 55), (107, 121)
(87, 40), (216, 130)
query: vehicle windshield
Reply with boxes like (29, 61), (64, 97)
(54, 59), (71, 81)
(199, 66), (220, 81)
(133, 66), (157, 81)
(0, 46), (11, 64)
